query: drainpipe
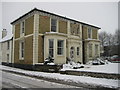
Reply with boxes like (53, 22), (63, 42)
(82, 26), (85, 64)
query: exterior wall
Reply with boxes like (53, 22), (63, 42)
(14, 15), (34, 65)
(59, 20), (67, 34)
(14, 40), (19, 63)
(15, 23), (20, 39)
(44, 34), (67, 64)
(84, 41), (100, 63)
(67, 38), (83, 63)
(38, 35), (44, 63)
(24, 36), (33, 64)
(92, 29), (98, 39)
(25, 16), (34, 35)
(1, 40), (13, 63)
(39, 15), (50, 33)
(82, 26), (88, 39)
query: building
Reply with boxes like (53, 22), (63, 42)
(0, 29), (13, 64)
(10, 8), (100, 65)
(82, 25), (100, 63)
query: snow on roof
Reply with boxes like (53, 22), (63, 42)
(0, 34), (13, 43)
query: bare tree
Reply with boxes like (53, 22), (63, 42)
(99, 30), (120, 57)
(99, 31), (108, 46)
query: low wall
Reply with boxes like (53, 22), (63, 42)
(1, 62), (62, 72)
(60, 70), (120, 80)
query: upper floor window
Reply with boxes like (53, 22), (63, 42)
(70, 23), (80, 35)
(21, 21), (25, 34)
(77, 47), (80, 56)
(57, 40), (64, 55)
(51, 19), (57, 32)
(7, 41), (9, 50)
(88, 28), (92, 39)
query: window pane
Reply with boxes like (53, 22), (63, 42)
(88, 28), (91, 38)
(21, 42), (24, 58)
(51, 26), (56, 32)
(51, 19), (56, 25)
(49, 39), (53, 48)
(77, 47), (79, 55)
(49, 49), (54, 57)
(49, 39), (54, 57)
(57, 40), (64, 55)
(22, 21), (24, 33)
(51, 19), (57, 32)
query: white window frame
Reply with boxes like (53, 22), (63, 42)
(20, 21), (25, 37)
(88, 28), (92, 39)
(19, 41), (24, 60)
(49, 39), (54, 58)
(57, 40), (64, 55)
(50, 18), (58, 32)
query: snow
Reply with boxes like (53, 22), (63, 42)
(1, 65), (119, 89)
(62, 63), (119, 74)
(0, 34), (13, 43)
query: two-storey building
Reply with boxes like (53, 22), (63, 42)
(10, 8), (100, 65)
(0, 29), (13, 64)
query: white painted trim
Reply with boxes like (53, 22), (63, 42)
(57, 39), (64, 56)
(20, 20), (25, 37)
(12, 25), (15, 63)
(33, 14), (39, 65)
(19, 40), (24, 60)
(14, 34), (33, 41)
(50, 18), (58, 32)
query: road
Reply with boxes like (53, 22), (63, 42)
(2, 71), (86, 89)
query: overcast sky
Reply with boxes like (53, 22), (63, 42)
(1, 2), (118, 39)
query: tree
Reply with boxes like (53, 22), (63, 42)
(99, 30), (120, 57)
(99, 31), (108, 46)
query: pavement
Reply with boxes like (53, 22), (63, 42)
(1, 65), (119, 90)
(2, 70), (85, 89)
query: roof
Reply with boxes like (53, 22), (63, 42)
(11, 8), (101, 29)
(0, 34), (13, 43)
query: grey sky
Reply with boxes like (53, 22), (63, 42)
(1, 2), (118, 39)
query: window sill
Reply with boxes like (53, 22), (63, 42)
(19, 58), (24, 60)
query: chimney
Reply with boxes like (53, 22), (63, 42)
(2, 29), (7, 38)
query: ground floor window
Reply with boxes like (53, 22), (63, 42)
(20, 41), (24, 59)
(77, 47), (80, 56)
(57, 40), (64, 55)
(49, 39), (54, 57)
(95, 44), (98, 56)
(89, 44), (92, 57)
(70, 47), (75, 59)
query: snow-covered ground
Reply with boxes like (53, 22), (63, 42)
(1, 65), (119, 89)
(61, 62), (119, 74)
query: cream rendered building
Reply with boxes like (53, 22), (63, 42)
(0, 29), (13, 64)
